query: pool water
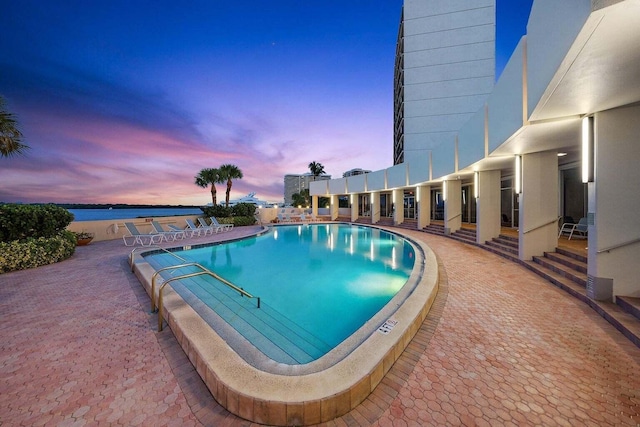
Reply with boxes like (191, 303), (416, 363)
(145, 224), (415, 365)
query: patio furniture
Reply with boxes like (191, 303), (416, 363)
(123, 222), (164, 246)
(558, 217), (588, 240)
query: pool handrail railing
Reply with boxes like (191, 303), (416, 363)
(130, 246), (260, 331)
(156, 269), (260, 331)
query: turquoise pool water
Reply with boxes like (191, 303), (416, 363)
(145, 223), (415, 365)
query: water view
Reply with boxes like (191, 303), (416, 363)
(68, 207), (203, 222)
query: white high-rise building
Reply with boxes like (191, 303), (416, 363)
(283, 173), (331, 206)
(394, 0), (495, 165)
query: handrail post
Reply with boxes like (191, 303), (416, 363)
(158, 288), (165, 332)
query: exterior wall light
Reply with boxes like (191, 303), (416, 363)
(582, 116), (594, 183)
(474, 171), (479, 199)
(515, 155), (522, 194)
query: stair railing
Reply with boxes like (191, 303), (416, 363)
(445, 213), (462, 222)
(523, 217), (560, 234)
(597, 237), (640, 254)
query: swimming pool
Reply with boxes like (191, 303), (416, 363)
(132, 223), (439, 425)
(144, 224), (415, 365)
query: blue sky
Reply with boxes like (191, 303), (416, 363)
(0, 1), (532, 205)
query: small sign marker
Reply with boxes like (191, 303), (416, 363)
(378, 319), (398, 335)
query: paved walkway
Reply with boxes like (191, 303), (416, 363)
(1, 226), (638, 426)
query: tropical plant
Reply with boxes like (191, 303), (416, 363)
(0, 203), (76, 273)
(0, 95), (29, 158)
(291, 189), (310, 207)
(0, 203), (74, 241)
(231, 202), (256, 217)
(218, 164), (243, 207)
(194, 168), (223, 206)
(308, 161), (325, 181)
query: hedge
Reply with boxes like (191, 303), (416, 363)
(0, 203), (74, 241)
(0, 231), (76, 273)
(0, 204), (76, 274)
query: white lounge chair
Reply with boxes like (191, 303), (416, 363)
(151, 221), (185, 240)
(123, 222), (164, 246)
(185, 219), (209, 236)
(194, 218), (218, 235)
(210, 217), (233, 231)
(168, 224), (198, 238)
(558, 217), (588, 240)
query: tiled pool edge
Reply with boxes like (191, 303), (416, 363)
(132, 235), (439, 426)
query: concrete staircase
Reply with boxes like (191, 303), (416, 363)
(417, 224), (640, 348)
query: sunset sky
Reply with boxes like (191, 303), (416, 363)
(0, 1), (533, 206)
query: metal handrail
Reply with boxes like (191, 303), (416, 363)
(446, 213), (462, 222)
(151, 263), (203, 312)
(597, 237), (640, 254)
(129, 245), (187, 271)
(157, 270), (260, 332)
(130, 244), (261, 331)
(524, 217), (560, 234)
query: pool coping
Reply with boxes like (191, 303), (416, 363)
(132, 224), (439, 426)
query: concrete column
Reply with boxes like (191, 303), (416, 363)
(392, 188), (404, 226)
(518, 152), (558, 261)
(371, 192), (380, 224)
(351, 194), (359, 222)
(330, 195), (339, 221)
(417, 185), (431, 230)
(476, 170), (501, 244)
(444, 179), (461, 235)
(311, 195), (318, 218)
(588, 106), (640, 301)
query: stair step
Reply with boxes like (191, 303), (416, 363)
(617, 296), (640, 321)
(556, 247), (588, 263)
(423, 226), (444, 235)
(485, 240), (518, 255)
(483, 244), (520, 262)
(455, 227), (476, 235)
(493, 237), (518, 249)
(452, 233), (476, 243)
(543, 251), (588, 274)
(498, 234), (519, 243)
(591, 301), (640, 349)
(532, 256), (587, 287)
(523, 260), (589, 302)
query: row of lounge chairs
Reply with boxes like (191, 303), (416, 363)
(122, 217), (234, 246)
(276, 211), (320, 223)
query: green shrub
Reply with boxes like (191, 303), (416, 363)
(0, 231), (76, 273)
(231, 203), (257, 217)
(201, 205), (231, 218)
(0, 203), (74, 241)
(230, 216), (256, 226)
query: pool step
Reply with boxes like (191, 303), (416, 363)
(148, 255), (331, 364)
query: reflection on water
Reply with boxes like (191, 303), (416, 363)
(148, 224), (415, 348)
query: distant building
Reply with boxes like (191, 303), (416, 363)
(342, 168), (371, 178)
(284, 173), (331, 206)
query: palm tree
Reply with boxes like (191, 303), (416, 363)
(218, 164), (244, 207)
(308, 161), (325, 181)
(0, 95), (29, 158)
(194, 168), (223, 206)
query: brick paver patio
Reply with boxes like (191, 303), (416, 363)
(1, 225), (638, 426)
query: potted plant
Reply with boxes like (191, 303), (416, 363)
(74, 231), (95, 246)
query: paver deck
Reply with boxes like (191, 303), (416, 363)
(1, 225), (638, 426)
